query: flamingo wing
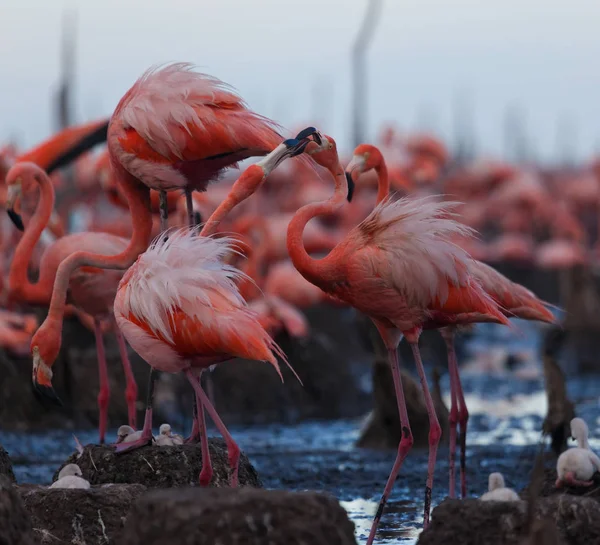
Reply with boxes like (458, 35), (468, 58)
(112, 63), (282, 189)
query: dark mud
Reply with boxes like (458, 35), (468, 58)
(121, 487), (357, 545)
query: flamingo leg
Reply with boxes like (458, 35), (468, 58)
(202, 371), (217, 412)
(93, 318), (110, 445)
(185, 188), (195, 228)
(185, 371), (213, 486)
(114, 321), (138, 429)
(114, 368), (155, 453)
(444, 329), (470, 498)
(366, 344), (414, 545)
(442, 327), (459, 498)
(409, 338), (441, 529)
(159, 190), (169, 233)
(185, 369), (240, 487)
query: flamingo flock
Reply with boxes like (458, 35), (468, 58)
(4, 61), (595, 543)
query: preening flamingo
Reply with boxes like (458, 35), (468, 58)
(287, 133), (508, 541)
(113, 227), (298, 485)
(5, 162), (138, 441)
(27, 64), (294, 410)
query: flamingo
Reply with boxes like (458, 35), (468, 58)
(345, 143), (555, 500)
(49, 464), (90, 490)
(286, 133), (508, 540)
(113, 227), (298, 486)
(5, 162), (138, 442)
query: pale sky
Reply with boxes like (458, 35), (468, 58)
(1, 0), (599, 162)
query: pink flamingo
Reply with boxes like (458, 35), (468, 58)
(113, 227), (298, 486)
(346, 143), (555, 500)
(5, 162), (137, 442)
(286, 133), (507, 541)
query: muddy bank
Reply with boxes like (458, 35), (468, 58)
(418, 496), (600, 545)
(0, 477), (35, 545)
(19, 483), (145, 544)
(120, 487), (357, 545)
(0, 443), (15, 482)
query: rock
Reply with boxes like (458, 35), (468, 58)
(418, 496), (600, 545)
(120, 487), (357, 545)
(56, 441), (262, 488)
(0, 444), (16, 483)
(356, 321), (449, 450)
(19, 482), (145, 544)
(0, 477), (35, 545)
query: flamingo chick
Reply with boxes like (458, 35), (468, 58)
(155, 423), (184, 446)
(556, 418), (600, 487)
(116, 425), (144, 444)
(113, 228), (297, 487)
(479, 472), (520, 502)
(50, 464), (90, 489)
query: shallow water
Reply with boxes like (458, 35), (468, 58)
(3, 316), (600, 544)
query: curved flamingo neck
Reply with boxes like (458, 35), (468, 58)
(577, 430), (590, 450)
(287, 161), (347, 288)
(236, 216), (271, 298)
(200, 165), (264, 237)
(374, 159), (389, 204)
(43, 164), (153, 328)
(8, 168), (56, 303)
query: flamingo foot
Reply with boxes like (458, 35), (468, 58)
(557, 473), (594, 488)
(114, 434), (153, 453)
(184, 419), (201, 444)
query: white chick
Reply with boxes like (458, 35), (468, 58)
(556, 417), (600, 487)
(480, 472), (520, 501)
(116, 425), (143, 444)
(50, 464), (90, 489)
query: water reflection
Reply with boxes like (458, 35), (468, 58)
(340, 498), (420, 545)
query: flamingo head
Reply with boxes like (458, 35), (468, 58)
(345, 144), (384, 183)
(4, 162), (33, 231)
(116, 425), (135, 444)
(159, 423), (172, 436)
(30, 322), (63, 406)
(302, 132), (355, 202)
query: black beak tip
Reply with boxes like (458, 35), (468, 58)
(294, 127), (317, 140)
(7, 209), (24, 231)
(345, 172), (355, 202)
(32, 380), (63, 407)
(193, 211), (202, 226)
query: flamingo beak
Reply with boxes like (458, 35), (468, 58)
(6, 182), (24, 231)
(345, 155), (366, 183)
(345, 172), (355, 202)
(193, 211), (202, 226)
(32, 346), (63, 407)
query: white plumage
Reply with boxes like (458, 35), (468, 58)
(354, 195), (483, 307)
(50, 464), (90, 490)
(556, 417), (600, 485)
(479, 472), (520, 502)
(116, 227), (246, 344)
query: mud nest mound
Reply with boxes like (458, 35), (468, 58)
(0, 477), (35, 545)
(0, 444), (15, 483)
(19, 483), (145, 544)
(418, 497), (600, 545)
(56, 440), (262, 488)
(120, 487), (357, 545)
(520, 467), (600, 501)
